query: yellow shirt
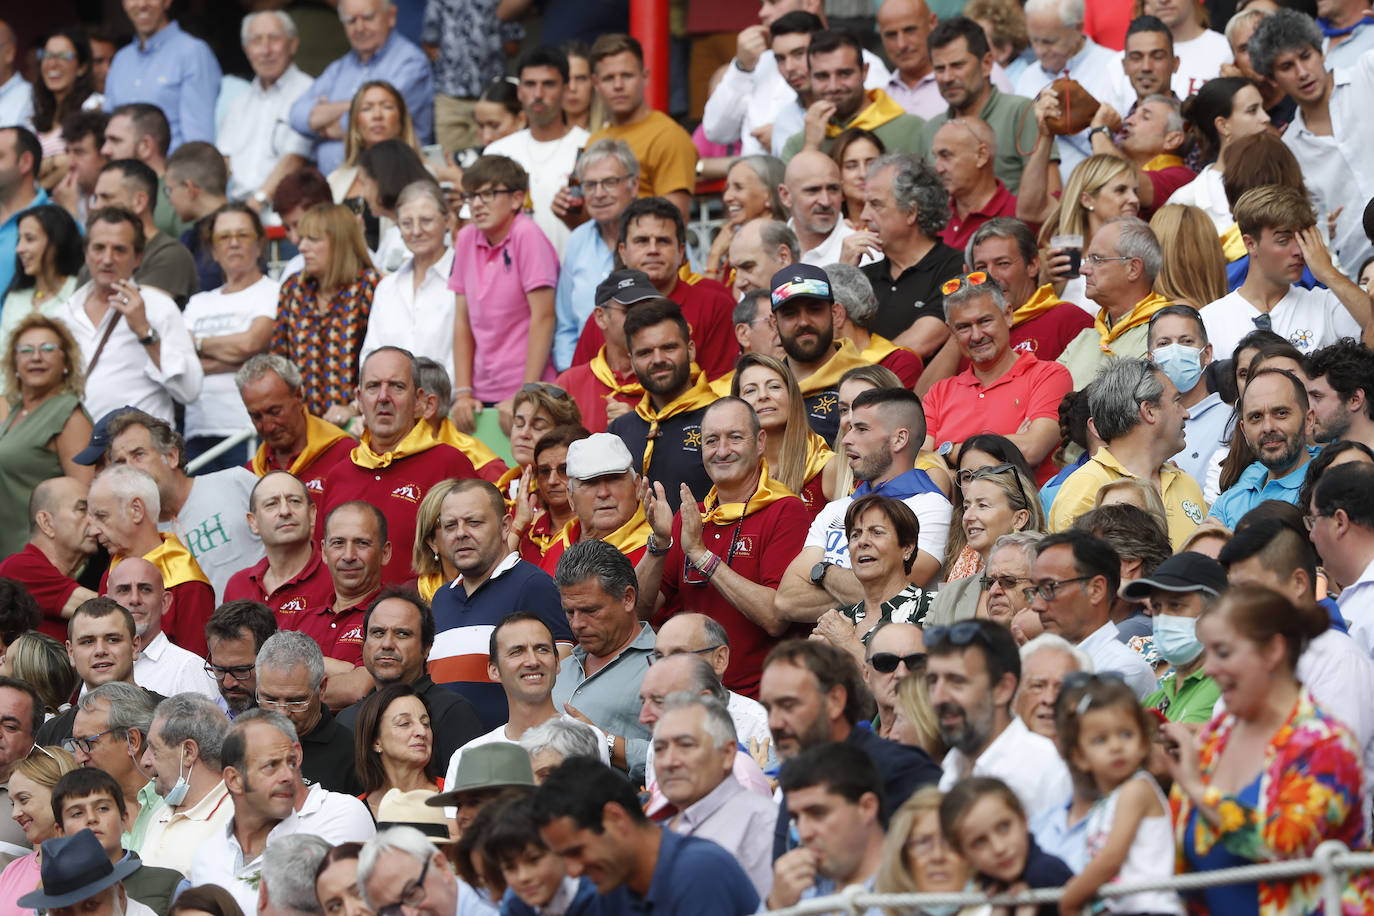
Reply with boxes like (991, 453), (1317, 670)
(588, 111), (698, 199)
(1049, 446), (1208, 549)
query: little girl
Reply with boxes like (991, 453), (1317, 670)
(941, 777), (1074, 916)
(1055, 676), (1183, 916)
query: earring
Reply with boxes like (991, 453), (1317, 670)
(433, 550), (440, 562)
(1085, 205), (1095, 212)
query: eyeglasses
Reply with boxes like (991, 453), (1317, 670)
(376, 854), (431, 916)
(940, 271), (990, 296)
(460, 187), (520, 205)
(1252, 313), (1273, 331)
(1085, 254), (1135, 266)
(1021, 576), (1092, 603)
(398, 215), (442, 235)
(213, 230), (257, 245)
(979, 573), (1031, 593)
(582, 175), (628, 194)
(924, 620), (995, 651)
(16, 343), (59, 356)
(63, 727), (121, 755)
(28, 744), (58, 761)
(37, 49), (77, 62)
(958, 463), (1030, 510)
(256, 692), (313, 713)
(649, 646), (721, 663)
(520, 382), (569, 398)
(205, 661), (255, 682)
(869, 651), (927, 674)
(1303, 512), (1330, 531)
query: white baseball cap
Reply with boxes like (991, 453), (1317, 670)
(566, 433), (635, 480)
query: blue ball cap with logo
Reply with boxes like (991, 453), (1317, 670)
(769, 263), (833, 311)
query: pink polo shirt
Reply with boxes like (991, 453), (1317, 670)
(923, 349), (1072, 483)
(449, 212), (559, 403)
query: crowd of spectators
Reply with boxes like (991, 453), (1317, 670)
(4, 0), (1374, 913)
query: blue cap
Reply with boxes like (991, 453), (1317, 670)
(73, 406), (141, 466)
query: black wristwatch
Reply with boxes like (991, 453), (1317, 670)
(1089, 125), (1113, 143)
(137, 327), (160, 346)
(810, 561), (832, 588)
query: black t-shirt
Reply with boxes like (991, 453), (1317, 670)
(301, 706), (363, 796)
(861, 243), (965, 341)
(609, 406), (714, 514)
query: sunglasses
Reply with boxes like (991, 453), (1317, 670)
(940, 271), (990, 296)
(1059, 670), (1128, 715)
(869, 651), (928, 674)
(924, 620), (993, 651)
(979, 573), (1030, 592)
(958, 463), (1030, 510)
(520, 382), (569, 398)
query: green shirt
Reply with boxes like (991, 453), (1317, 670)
(1143, 666), (1220, 724)
(782, 112), (927, 161)
(122, 780), (166, 854)
(1057, 321), (1152, 390)
(917, 87), (1054, 194)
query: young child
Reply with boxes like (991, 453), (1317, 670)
(1055, 676), (1183, 916)
(941, 777), (1073, 916)
(479, 795), (599, 916)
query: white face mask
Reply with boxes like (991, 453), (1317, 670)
(162, 749), (190, 806)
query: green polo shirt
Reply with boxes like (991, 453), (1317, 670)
(1143, 667), (1220, 724)
(782, 112), (927, 161)
(122, 780), (166, 853)
(917, 87), (1056, 194)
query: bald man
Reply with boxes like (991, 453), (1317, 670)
(930, 117), (1017, 251)
(106, 557), (218, 699)
(0, 477), (98, 639)
(780, 150), (873, 267)
(728, 218), (798, 300)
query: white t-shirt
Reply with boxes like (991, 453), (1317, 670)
(485, 126), (590, 258)
(160, 467), (264, 601)
(182, 276), (279, 438)
(1201, 286), (1362, 359)
(441, 716), (609, 817)
(805, 479), (950, 569)
(1171, 30), (1233, 100)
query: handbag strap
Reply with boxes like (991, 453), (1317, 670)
(85, 311), (121, 377)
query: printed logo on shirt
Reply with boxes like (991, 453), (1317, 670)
(339, 624), (364, 643)
(1013, 339), (1037, 354)
(732, 536), (756, 558)
(1290, 329), (1314, 350)
(306, 477), (325, 493)
(683, 426), (702, 451)
(183, 513), (232, 557)
(391, 483), (423, 503)
(279, 597), (308, 614)
(1181, 499), (1204, 524)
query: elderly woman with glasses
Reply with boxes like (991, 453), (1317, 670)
(811, 495), (934, 667)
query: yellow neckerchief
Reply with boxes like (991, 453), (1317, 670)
(827, 89), (907, 138)
(859, 333), (904, 365)
(434, 418), (501, 471)
(1219, 222), (1247, 262)
(634, 367), (718, 475)
(709, 372), (734, 397)
(350, 420), (444, 470)
(804, 432), (834, 484)
(251, 413), (351, 477)
(113, 534), (210, 588)
(793, 339), (870, 396)
(417, 571), (444, 604)
(701, 459), (796, 524)
(1093, 291), (1172, 353)
(549, 505), (652, 555)
(677, 263), (704, 285)
(1012, 284), (1067, 325)
(1143, 153), (1185, 172)
(589, 346), (645, 399)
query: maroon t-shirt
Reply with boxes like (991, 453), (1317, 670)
(0, 544), (81, 640)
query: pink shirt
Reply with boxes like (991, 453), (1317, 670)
(0, 852), (39, 916)
(449, 212), (559, 403)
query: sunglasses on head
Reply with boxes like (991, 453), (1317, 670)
(520, 382), (569, 398)
(958, 463), (1030, 510)
(869, 651), (928, 674)
(924, 620), (992, 651)
(941, 271), (990, 297)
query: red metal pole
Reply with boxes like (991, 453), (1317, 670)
(631, 0), (671, 112)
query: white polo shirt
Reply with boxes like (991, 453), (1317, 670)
(1201, 286), (1362, 359)
(216, 64), (315, 201)
(939, 716), (1073, 821)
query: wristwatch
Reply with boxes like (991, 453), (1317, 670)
(646, 533), (673, 557)
(252, 189), (270, 206)
(1089, 125), (1114, 143)
(137, 327), (160, 347)
(809, 561), (832, 588)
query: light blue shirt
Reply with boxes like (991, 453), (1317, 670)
(0, 72), (33, 128)
(104, 22), (221, 150)
(287, 30), (434, 176)
(1325, 22), (1374, 71)
(553, 220), (614, 371)
(1207, 446), (1320, 529)
(1030, 793), (1089, 873)
(1172, 391), (1231, 490)
(0, 187), (48, 299)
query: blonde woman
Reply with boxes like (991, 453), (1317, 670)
(733, 352), (836, 520)
(269, 204), (378, 420)
(1149, 204), (1227, 309)
(0, 745), (77, 916)
(875, 787), (973, 916)
(890, 671), (946, 761)
(1, 632), (78, 719)
(414, 479), (464, 602)
(328, 81), (422, 204)
(1095, 477), (1170, 534)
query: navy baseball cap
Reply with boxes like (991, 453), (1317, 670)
(73, 406), (141, 466)
(1119, 551), (1228, 601)
(595, 269), (660, 307)
(770, 263), (834, 310)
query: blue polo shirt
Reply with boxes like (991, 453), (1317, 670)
(0, 188), (48, 298)
(635, 827), (760, 916)
(428, 552), (572, 730)
(104, 22), (222, 149)
(1207, 446), (1319, 529)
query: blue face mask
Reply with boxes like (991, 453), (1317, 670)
(1152, 613), (1204, 666)
(1152, 343), (1204, 394)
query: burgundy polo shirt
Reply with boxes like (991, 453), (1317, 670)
(940, 181), (1018, 252)
(223, 547), (337, 629)
(288, 589), (378, 665)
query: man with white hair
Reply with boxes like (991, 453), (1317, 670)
(259, 833), (332, 916)
(984, 532), (1045, 637)
(359, 827), (459, 916)
(107, 557), (218, 700)
(1056, 218), (1173, 389)
(1015, 633), (1091, 739)
(539, 433), (653, 573)
(86, 465), (215, 656)
(1014, 0), (1120, 174)
(826, 262), (922, 388)
(217, 11), (315, 206)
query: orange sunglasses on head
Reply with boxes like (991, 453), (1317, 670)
(941, 271), (990, 296)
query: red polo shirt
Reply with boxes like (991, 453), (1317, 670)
(940, 182), (1018, 252)
(223, 547), (337, 628)
(0, 544), (81, 639)
(1009, 305), (1095, 362)
(569, 271), (739, 379)
(555, 359), (642, 434)
(249, 437), (357, 505)
(288, 590), (376, 665)
(923, 349), (1072, 483)
(656, 495), (810, 698)
(165, 581), (217, 657)
(321, 443), (477, 585)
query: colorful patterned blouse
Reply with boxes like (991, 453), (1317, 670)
(270, 268), (379, 415)
(1171, 689), (1374, 915)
